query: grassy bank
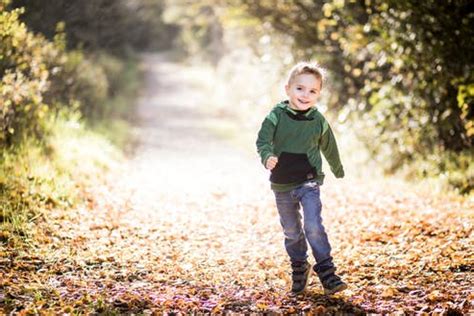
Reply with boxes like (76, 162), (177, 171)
(0, 120), (122, 250)
(0, 59), (141, 250)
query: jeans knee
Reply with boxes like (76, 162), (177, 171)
(284, 227), (304, 241)
(304, 224), (325, 238)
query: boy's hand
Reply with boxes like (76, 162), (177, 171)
(265, 156), (278, 170)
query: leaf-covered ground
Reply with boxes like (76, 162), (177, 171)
(1, 55), (473, 314)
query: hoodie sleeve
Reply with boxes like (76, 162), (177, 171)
(319, 119), (345, 178)
(256, 110), (278, 167)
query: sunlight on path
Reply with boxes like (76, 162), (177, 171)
(127, 54), (270, 207)
(111, 53), (287, 286)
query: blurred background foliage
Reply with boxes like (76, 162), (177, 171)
(10, 0), (178, 54)
(164, 0), (473, 193)
(1, 0), (473, 193)
(1, 0), (176, 146)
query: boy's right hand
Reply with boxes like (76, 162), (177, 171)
(265, 156), (278, 170)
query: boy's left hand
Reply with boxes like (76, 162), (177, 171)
(265, 156), (278, 170)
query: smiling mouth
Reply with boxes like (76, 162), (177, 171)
(297, 99), (310, 104)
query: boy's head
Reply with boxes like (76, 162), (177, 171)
(285, 62), (325, 111)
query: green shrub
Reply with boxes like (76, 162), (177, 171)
(11, 0), (175, 55)
(0, 1), (131, 146)
(47, 50), (109, 121)
(0, 1), (63, 144)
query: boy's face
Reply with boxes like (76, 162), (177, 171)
(285, 73), (321, 111)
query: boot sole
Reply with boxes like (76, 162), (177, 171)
(324, 282), (348, 295)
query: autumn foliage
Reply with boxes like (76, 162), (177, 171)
(1, 1), (473, 314)
(1, 56), (473, 315)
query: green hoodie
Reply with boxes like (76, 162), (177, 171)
(256, 100), (344, 192)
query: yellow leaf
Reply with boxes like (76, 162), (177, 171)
(381, 287), (398, 298)
(312, 305), (327, 314)
(427, 290), (443, 302)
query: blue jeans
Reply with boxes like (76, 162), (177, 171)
(273, 181), (334, 273)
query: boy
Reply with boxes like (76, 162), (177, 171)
(256, 62), (347, 295)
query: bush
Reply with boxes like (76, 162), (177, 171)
(0, 1), (132, 146)
(46, 49), (109, 121)
(0, 1), (63, 144)
(11, 0), (175, 55)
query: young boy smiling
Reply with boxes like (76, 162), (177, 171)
(256, 62), (347, 295)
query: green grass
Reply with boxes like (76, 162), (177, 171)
(0, 111), (125, 246)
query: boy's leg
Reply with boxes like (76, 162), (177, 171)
(274, 190), (311, 293)
(295, 181), (347, 294)
(294, 182), (334, 272)
(273, 191), (308, 263)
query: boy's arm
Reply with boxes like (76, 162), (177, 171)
(256, 113), (277, 167)
(320, 121), (345, 178)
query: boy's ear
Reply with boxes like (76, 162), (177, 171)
(284, 84), (289, 95)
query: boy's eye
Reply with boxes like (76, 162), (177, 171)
(296, 87), (302, 90)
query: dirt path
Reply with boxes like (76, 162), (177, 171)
(2, 54), (472, 314)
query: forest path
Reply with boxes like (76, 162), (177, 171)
(2, 54), (472, 314)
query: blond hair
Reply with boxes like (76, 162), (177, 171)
(287, 61), (326, 89)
